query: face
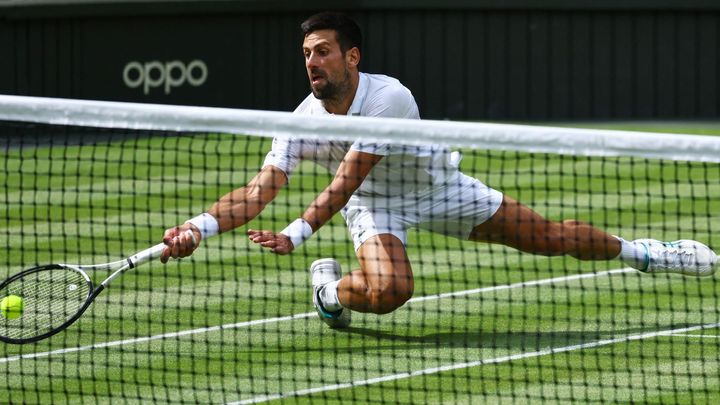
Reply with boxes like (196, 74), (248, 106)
(302, 29), (356, 101)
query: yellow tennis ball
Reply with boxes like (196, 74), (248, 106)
(0, 295), (24, 320)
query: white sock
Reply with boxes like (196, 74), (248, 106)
(614, 236), (648, 270)
(319, 280), (342, 312)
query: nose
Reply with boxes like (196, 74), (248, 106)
(306, 52), (319, 69)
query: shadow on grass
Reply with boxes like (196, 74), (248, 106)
(337, 327), (601, 352)
(243, 324), (695, 355)
(335, 323), (695, 352)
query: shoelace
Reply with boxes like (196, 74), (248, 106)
(651, 244), (696, 267)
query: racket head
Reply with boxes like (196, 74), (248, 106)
(0, 264), (95, 344)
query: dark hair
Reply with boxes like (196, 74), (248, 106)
(301, 12), (362, 54)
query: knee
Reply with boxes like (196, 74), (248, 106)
(561, 219), (583, 227)
(365, 278), (414, 315)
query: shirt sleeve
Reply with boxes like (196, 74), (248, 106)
(350, 84), (420, 155)
(262, 95), (317, 178)
(262, 136), (301, 178)
(364, 85), (420, 120)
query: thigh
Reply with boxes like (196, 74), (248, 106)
(469, 195), (554, 249)
(356, 233), (414, 291)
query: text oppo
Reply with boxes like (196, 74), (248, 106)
(123, 60), (208, 95)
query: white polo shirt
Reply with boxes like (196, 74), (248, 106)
(263, 72), (457, 196)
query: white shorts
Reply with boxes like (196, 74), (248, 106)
(341, 172), (504, 250)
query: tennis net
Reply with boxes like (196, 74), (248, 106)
(0, 95), (719, 404)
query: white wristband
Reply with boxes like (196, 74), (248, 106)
(280, 218), (313, 248)
(186, 213), (220, 240)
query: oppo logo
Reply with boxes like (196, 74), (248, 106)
(123, 60), (208, 95)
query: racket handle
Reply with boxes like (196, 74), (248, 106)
(128, 243), (168, 268)
(128, 229), (196, 268)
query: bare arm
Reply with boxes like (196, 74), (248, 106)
(209, 165), (288, 232)
(249, 150), (382, 254)
(161, 165), (288, 262)
(303, 150), (382, 231)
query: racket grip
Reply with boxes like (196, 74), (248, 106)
(129, 230), (196, 268)
(129, 243), (168, 268)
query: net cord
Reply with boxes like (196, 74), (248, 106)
(0, 94), (719, 162)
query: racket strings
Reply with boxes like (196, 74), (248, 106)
(0, 268), (91, 340)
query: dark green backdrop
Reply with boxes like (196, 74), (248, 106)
(2, 0), (719, 120)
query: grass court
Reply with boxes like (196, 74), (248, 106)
(1, 124), (719, 403)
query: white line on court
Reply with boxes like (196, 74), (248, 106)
(0, 312), (314, 364)
(230, 322), (720, 405)
(669, 334), (720, 339)
(407, 267), (634, 303)
(0, 267), (634, 364)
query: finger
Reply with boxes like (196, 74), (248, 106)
(248, 229), (274, 236)
(169, 241), (180, 259)
(250, 236), (267, 245)
(179, 231), (193, 250)
(161, 229), (178, 263)
(250, 233), (274, 243)
(185, 229), (198, 247)
(247, 229), (264, 238)
(163, 227), (179, 244)
(160, 247), (170, 264)
(260, 240), (277, 248)
(175, 233), (190, 257)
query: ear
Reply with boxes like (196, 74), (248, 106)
(346, 47), (360, 69)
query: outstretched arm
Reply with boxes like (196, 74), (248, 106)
(209, 165), (288, 231)
(161, 165), (288, 262)
(303, 150), (382, 231)
(249, 150), (382, 254)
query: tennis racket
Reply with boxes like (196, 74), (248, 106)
(0, 236), (186, 345)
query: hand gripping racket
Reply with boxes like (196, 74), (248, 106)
(0, 238), (181, 344)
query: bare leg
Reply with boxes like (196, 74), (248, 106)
(470, 195), (621, 260)
(337, 234), (414, 314)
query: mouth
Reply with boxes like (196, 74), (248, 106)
(310, 70), (325, 86)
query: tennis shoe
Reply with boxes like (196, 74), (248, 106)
(310, 258), (351, 329)
(634, 239), (717, 277)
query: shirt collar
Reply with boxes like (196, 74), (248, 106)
(347, 72), (368, 116)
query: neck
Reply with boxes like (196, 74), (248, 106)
(322, 71), (360, 115)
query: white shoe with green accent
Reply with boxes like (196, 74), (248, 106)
(310, 258), (351, 329)
(634, 239), (717, 277)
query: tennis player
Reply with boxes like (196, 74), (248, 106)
(161, 12), (717, 328)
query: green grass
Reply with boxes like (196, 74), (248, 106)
(1, 125), (719, 404)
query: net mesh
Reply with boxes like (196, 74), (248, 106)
(1, 95), (719, 404)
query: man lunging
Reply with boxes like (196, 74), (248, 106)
(161, 12), (717, 329)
